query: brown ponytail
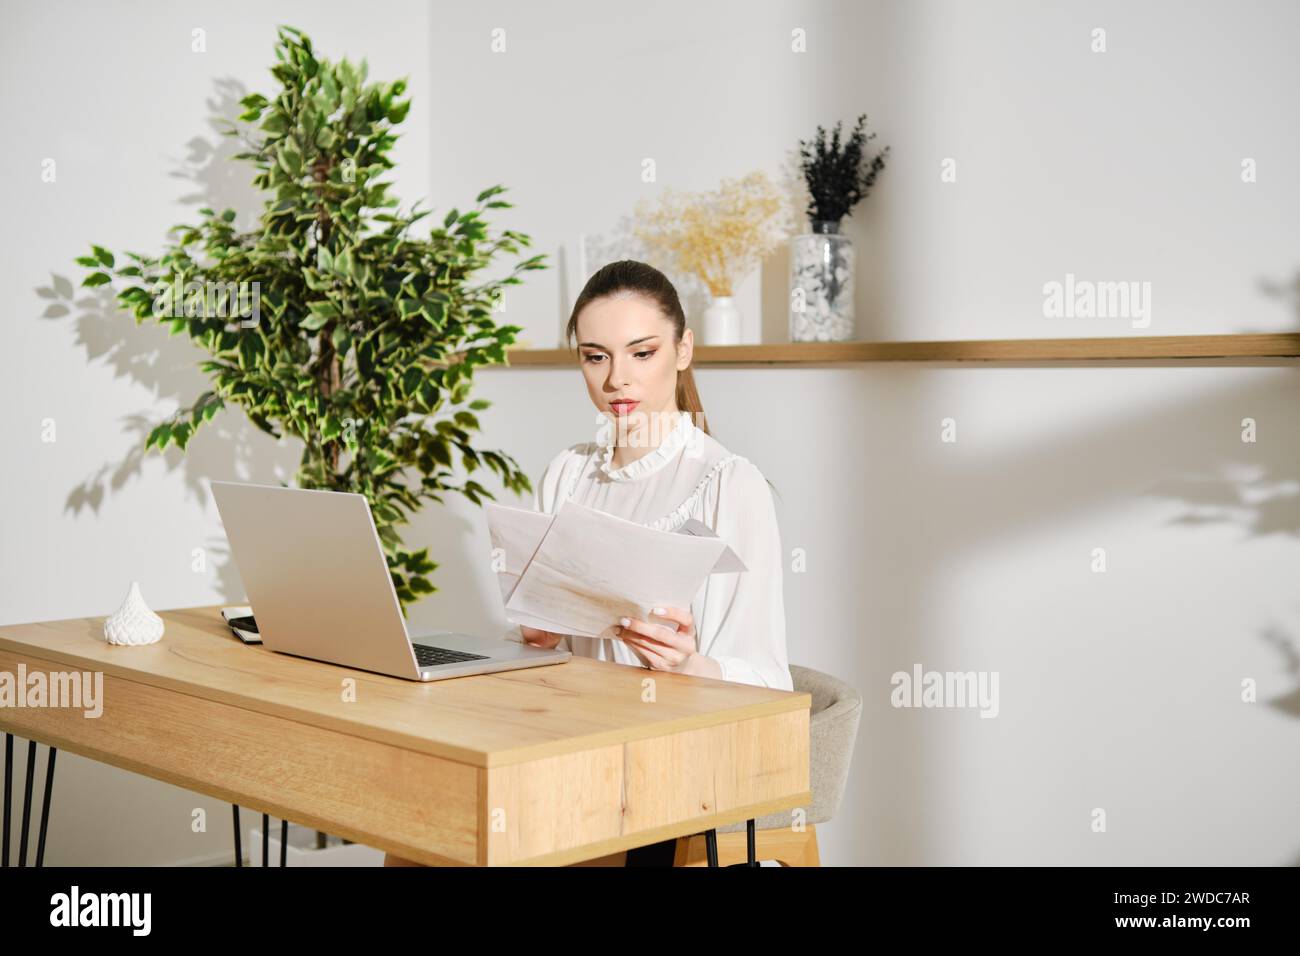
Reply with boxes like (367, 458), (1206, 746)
(565, 259), (709, 436)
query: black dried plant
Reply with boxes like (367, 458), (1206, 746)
(797, 113), (890, 226)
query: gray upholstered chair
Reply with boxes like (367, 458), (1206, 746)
(672, 664), (862, 866)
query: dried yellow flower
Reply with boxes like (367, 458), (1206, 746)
(633, 171), (790, 297)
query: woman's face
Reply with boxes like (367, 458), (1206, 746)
(575, 293), (693, 441)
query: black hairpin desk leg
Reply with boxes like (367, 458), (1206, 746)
(3, 734), (58, 867)
(35, 747), (57, 867)
(2, 734), (9, 866)
(703, 819), (759, 867)
(232, 804), (242, 866)
(232, 804), (290, 866)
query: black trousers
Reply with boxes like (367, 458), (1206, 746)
(623, 836), (678, 866)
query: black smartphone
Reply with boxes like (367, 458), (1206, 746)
(228, 615), (259, 633)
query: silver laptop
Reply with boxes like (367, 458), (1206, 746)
(209, 480), (570, 681)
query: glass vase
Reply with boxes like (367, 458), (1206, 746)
(789, 219), (855, 341)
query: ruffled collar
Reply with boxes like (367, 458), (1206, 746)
(597, 409), (695, 482)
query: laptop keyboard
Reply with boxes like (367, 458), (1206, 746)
(412, 643), (491, 668)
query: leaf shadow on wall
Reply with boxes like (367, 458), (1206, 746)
(38, 77), (301, 603)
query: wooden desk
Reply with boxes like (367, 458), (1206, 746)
(0, 606), (811, 866)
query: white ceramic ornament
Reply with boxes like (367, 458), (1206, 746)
(103, 581), (165, 645)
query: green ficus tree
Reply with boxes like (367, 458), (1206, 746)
(75, 24), (544, 611)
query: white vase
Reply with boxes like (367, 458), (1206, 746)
(103, 581), (165, 645)
(702, 296), (741, 345)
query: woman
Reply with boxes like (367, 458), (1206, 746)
(384, 259), (791, 867)
(519, 259), (792, 693)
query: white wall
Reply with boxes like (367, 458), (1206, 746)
(2, 0), (1297, 865)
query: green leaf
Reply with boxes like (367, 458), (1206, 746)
(410, 551), (437, 575)
(118, 285), (151, 305)
(301, 312), (332, 330)
(336, 248), (355, 278)
(261, 110), (288, 135)
(81, 272), (112, 287)
(419, 299), (445, 326)
(190, 393), (213, 425)
(74, 255), (100, 268)
(357, 339), (375, 379)
(146, 422), (172, 451)
(91, 245), (115, 268)
(277, 141), (303, 177)
(238, 331), (264, 369)
(321, 415), (342, 441)
(331, 324), (353, 354)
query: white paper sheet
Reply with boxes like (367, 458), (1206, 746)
(484, 499), (746, 640)
(483, 502), (568, 633)
(484, 502), (554, 602)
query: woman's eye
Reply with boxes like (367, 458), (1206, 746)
(582, 350), (653, 363)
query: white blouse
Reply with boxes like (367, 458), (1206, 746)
(524, 409), (793, 691)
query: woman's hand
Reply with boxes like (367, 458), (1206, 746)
(615, 606), (708, 675)
(520, 625), (565, 649)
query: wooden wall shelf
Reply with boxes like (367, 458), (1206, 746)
(488, 333), (1300, 368)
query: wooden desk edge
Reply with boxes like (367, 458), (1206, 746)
(0, 638), (810, 768)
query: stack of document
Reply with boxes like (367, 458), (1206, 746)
(485, 500), (746, 640)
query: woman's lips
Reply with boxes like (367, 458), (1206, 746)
(611, 400), (639, 415)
